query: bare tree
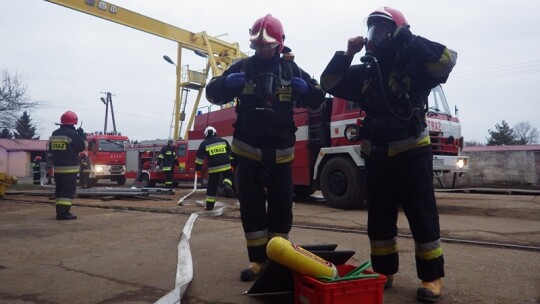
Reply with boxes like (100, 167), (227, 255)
(0, 69), (38, 129)
(514, 121), (539, 144)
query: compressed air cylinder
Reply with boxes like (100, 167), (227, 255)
(266, 236), (338, 279)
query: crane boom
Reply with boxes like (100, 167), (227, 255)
(45, 0), (247, 139)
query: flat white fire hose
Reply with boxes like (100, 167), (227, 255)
(178, 174), (201, 206)
(154, 207), (224, 304)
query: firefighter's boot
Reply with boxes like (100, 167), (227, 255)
(205, 201), (215, 211)
(56, 205), (77, 220)
(417, 278), (442, 303)
(240, 262), (265, 282)
(224, 184), (235, 198)
(384, 274), (394, 289)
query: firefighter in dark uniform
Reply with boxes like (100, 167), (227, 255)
(195, 126), (234, 210)
(32, 156), (42, 185)
(157, 139), (177, 188)
(205, 14), (325, 281)
(320, 7), (456, 302)
(49, 110), (87, 220)
(79, 151), (92, 189)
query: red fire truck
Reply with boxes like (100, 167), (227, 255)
(187, 85), (468, 209)
(85, 132), (130, 185)
(125, 140), (206, 188)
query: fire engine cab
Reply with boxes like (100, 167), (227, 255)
(85, 132), (130, 185)
(189, 84), (468, 209)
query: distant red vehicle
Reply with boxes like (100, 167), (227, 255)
(125, 140), (206, 188)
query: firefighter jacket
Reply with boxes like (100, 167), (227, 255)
(158, 144), (176, 171)
(206, 53), (325, 165)
(32, 161), (41, 176)
(195, 134), (232, 174)
(79, 155), (92, 173)
(49, 125), (87, 174)
(321, 36), (457, 160)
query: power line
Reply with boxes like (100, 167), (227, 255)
(449, 60), (540, 85)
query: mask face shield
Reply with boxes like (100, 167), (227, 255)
(367, 23), (393, 49)
(251, 42), (278, 60)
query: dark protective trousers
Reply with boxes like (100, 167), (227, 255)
(237, 160), (293, 262)
(163, 169), (174, 188)
(365, 150), (444, 281)
(54, 173), (77, 216)
(206, 170), (233, 202)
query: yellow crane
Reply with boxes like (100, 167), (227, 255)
(45, 0), (247, 140)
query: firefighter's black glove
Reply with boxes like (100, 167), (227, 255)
(223, 72), (246, 89)
(291, 77), (309, 94)
(77, 127), (86, 140)
(392, 25), (414, 50)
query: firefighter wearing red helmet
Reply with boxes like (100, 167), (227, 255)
(49, 110), (87, 220)
(206, 14), (325, 281)
(321, 6), (457, 302)
(32, 156), (42, 185)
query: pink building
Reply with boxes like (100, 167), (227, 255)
(0, 139), (47, 177)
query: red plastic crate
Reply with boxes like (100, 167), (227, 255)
(294, 264), (386, 304)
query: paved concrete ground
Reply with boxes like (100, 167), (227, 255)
(1, 183), (539, 304)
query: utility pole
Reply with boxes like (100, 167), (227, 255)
(100, 92), (117, 134)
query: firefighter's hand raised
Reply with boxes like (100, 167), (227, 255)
(291, 77), (309, 94)
(76, 127), (86, 140)
(345, 36), (365, 56)
(224, 72), (246, 89)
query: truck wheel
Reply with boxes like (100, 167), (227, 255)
(293, 185), (315, 198)
(140, 173), (156, 187)
(320, 157), (364, 209)
(116, 176), (126, 186)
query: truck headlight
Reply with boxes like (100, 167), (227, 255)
(95, 166), (105, 173)
(456, 159), (465, 169)
(344, 124), (361, 142)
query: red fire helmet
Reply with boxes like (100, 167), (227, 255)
(249, 14), (285, 53)
(60, 111), (78, 125)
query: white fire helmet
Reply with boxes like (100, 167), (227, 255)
(204, 126), (217, 137)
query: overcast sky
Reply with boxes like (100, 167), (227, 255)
(1, 0), (539, 143)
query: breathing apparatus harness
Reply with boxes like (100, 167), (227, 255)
(240, 56), (301, 137)
(360, 53), (415, 121)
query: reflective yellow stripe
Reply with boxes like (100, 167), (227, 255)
(416, 247), (443, 260)
(206, 196), (216, 203)
(425, 48), (457, 78)
(208, 164), (232, 174)
(54, 167), (80, 174)
(56, 200), (72, 206)
(371, 244), (398, 256)
(388, 134), (431, 157)
(246, 236), (269, 247)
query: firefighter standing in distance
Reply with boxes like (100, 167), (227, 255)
(195, 126), (234, 210)
(79, 151), (92, 189)
(32, 156), (42, 185)
(157, 139), (177, 188)
(321, 7), (456, 302)
(49, 111), (87, 220)
(206, 14), (325, 281)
